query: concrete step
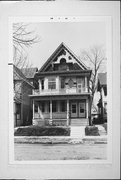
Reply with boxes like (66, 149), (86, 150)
(71, 119), (88, 126)
(95, 125), (107, 136)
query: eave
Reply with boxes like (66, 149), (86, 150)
(35, 70), (92, 79)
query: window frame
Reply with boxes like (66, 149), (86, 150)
(48, 77), (56, 90)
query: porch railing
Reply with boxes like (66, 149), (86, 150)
(34, 112), (67, 119)
(33, 87), (88, 95)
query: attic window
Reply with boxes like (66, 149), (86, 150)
(59, 58), (67, 70)
(60, 58), (66, 64)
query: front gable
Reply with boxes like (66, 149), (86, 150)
(39, 43), (88, 73)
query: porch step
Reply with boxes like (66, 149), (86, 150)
(70, 126), (85, 138)
(71, 119), (88, 126)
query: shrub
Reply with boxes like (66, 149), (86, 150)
(85, 126), (100, 136)
(14, 126), (70, 136)
(92, 117), (104, 125)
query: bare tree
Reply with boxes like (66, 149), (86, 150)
(13, 23), (40, 69)
(13, 23), (39, 109)
(80, 45), (106, 125)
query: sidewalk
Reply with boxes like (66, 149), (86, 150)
(14, 135), (107, 144)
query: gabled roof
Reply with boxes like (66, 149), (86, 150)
(98, 73), (107, 85)
(39, 42), (88, 73)
(13, 65), (34, 88)
(21, 67), (38, 79)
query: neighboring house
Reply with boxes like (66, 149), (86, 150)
(92, 72), (107, 122)
(21, 67), (38, 88)
(97, 73), (107, 122)
(13, 65), (34, 127)
(29, 42), (92, 126)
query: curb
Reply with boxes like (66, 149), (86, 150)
(14, 136), (107, 144)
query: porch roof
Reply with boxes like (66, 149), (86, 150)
(29, 93), (91, 100)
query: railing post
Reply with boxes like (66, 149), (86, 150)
(50, 100), (52, 119)
(38, 79), (42, 91)
(33, 99), (35, 120)
(86, 98), (88, 119)
(67, 99), (69, 126)
(49, 100), (53, 125)
(85, 77), (87, 92)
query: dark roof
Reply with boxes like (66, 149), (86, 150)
(21, 67), (38, 79)
(98, 73), (107, 85)
(13, 65), (34, 88)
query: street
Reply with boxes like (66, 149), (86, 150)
(14, 143), (107, 160)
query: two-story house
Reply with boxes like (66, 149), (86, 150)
(29, 43), (92, 127)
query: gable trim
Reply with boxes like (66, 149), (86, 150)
(39, 42), (88, 72)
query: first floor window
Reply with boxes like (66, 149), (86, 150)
(46, 101), (50, 112)
(52, 101), (57, 112)
(60, 101), (66, 112)
(48, 77), (56, 89)
(72, 104), (77, 113)
(41, 102), (45, 112)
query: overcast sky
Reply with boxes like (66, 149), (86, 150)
(25, 21), (106, 70)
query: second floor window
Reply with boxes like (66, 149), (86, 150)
(41, 79), (44, 90)
(61, 78), (65, 89)
(48, 77), (56, 89)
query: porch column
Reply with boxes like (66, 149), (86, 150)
(50, 100), (52, 119)
(38, 102), (40, 117)
(67, 99), (69, 125)
(33, 99), (35, 119)
(38, 79), (42, 91)
(85, 77), (87, 92)
(86, 98), (88, 119)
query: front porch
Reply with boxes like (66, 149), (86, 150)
(32, 99), (90, 126)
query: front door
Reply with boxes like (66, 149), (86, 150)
(71, 103), (77, 117)
(79, 102), (86, 118)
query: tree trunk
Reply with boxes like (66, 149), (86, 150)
(89, 95), (94, 126)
